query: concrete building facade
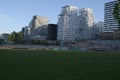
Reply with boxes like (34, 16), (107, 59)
(78, 8), (95, 40)
(22, 26), (31, 40)
(57, 5), (78, 41)
(94, 21), (104, 39)
(28, 15), (48, 40)
(104, 0), (119, 32)
(57, 5), (95, 41)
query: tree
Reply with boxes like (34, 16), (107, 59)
(113, 0), (120, 26)
(7, 31), (24, 44)
(17, 31), (24, 43)
(7, 31), (17, 44)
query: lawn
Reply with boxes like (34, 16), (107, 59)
(0, 49), (120, 80)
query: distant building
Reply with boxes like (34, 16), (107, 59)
(22, 26), (31, 40)
(94, 21), (104, 39)
(100, 29), (120, 40)
(57, 5), (95, 41)
(104, 0), (120, 32)
(102, 32), (114, 40)
(57, 5), (78, 41)
(28, 15), (48, 40)
(0, 33), (10, 42)
(113, 29), (120, 39)
(78, 8), (95, 40)
(47, 24), (57, 40)
(96, 21), (104, 34)
(32, 26), (47, 40)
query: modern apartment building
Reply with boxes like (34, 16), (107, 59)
(104, 0), (119, 32)
(57, 5), (95, 41)
(28, 15), (48, 40)
(78, 8), (94, 40)
(57, 5), (78, 41)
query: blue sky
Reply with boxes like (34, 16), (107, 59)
(0, 0), (114, 34)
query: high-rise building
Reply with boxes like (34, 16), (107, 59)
(57, 5), (95, 41)
(78, 8), (94, 40)
(104, 0), (119, 32)
(57, 5), (78, 41)
(28, 15), (48, 39)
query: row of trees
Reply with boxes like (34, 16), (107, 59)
(8, 31), (24, 44)
(7, 31), (60, 45)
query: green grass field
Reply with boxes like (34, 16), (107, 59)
(0, 49), (120, 80)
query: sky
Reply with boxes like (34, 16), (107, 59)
(0, 0), (114, 34)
